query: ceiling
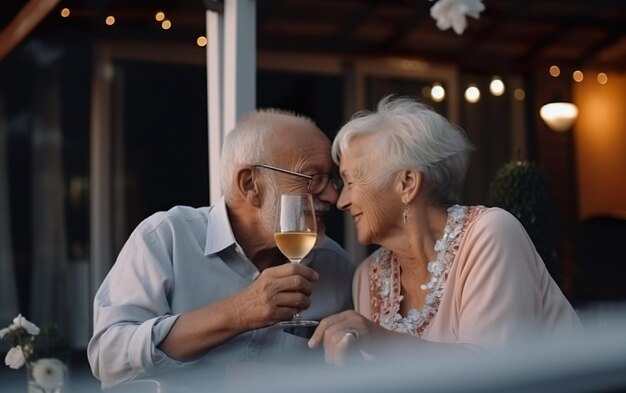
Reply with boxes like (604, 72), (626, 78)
(2, 0), (626, 73)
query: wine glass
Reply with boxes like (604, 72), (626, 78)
(274, 193), (318, 327)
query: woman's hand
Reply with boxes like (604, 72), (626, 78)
(308, 310), (386, 366)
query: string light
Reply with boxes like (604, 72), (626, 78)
(489, 75), (505, 96)
(197, 36), (208, 47)
(514, 88), (525, 101)
(161, 20), (172, 30)
(573, 70), (584, 82)
(549, 65), (560, 77)
(105, 16), (115, 26)
(430, 83), (445, 102)
(597, 72), (608, 85)
(464, 84), (480, 103)
(155, 11), (165, 22)
(60, 8), (70, 18)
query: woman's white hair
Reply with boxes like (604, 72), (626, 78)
(332, 95), (473, 205)
(220, 109), (315, 201)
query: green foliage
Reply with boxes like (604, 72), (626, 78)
(487, 161), (560, 282)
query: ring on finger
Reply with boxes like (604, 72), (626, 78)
(345, 329), (359, 340)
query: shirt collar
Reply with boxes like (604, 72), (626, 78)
(204, 197), (238, 256)
(203, 197), (320, 266)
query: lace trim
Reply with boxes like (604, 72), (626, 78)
(369, 204), (472, 336)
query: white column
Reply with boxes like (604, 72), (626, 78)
(206, 0), (256, 204)
(89, 47), (113, 310)
(206, 8), (224, 205)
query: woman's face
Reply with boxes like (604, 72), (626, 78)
(337, 135), (402, 245)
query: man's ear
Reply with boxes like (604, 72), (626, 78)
(397, 169), (422, 204)
(236, 167), (262, 208)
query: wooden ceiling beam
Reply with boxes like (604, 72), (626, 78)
(0, 0), (61, 61)
(574, 29), (626, 69)
(334, 0), (378, 42)
(375, 2), (430, 52)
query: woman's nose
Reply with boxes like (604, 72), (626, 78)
(336, 188), (349, 211)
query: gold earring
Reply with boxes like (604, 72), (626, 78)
(402, 204), (409, 225)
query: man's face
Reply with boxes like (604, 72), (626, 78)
(259, 120), (338, 235)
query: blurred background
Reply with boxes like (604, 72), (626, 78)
(1, 0), (625, 379)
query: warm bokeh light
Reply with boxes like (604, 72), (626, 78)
(161, 20), (172, 30)
(464, 85), (480, 103)
(514, 88), (526, 101)
(573, 70), (584, 82)
(549, 65), (560, 77)
(431, 83), (445, 102)
(155, 11), (165, 22)
(489, 76), (505, 96)
(574, 71), (626, 219)
(197, 36), (208, 47)
(105, 16), (115, 26)
(60, 8), (70, 18)
(597, 72), (608, 85)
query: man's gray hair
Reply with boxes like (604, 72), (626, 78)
(331, 95), (473, 205)
(220, 109), (316, 201)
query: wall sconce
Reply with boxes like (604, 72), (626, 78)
(539, 102), (578, 132)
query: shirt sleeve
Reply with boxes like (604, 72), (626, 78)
(87, 224), (188, 388)
(454, 208), (549, 349)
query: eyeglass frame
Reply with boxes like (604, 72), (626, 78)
(253, 164), (343, 194)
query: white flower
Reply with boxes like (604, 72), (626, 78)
(0, 327), (10, 339)
(4, 346), (26, 369)
(32, 358), (66, 390)
(430, 0), (485, 35)
(11, 314), (40, 336)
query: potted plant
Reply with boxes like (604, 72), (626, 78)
(487, 161), (560, 283)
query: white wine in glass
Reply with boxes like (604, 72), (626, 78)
(274, 232), (317, 263)
(274, 193), (318, 327)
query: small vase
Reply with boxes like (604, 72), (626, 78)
(26, 358), (67, 393)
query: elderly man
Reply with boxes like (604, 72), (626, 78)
(88, 110), (354, 389)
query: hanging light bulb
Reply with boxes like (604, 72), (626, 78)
(489, 76), (505, 96)
(430, 83), (445, 102)
(573, 70), (584, 82)
(465, 84), (480, 103)
(197, 36), (208, 47)
(549, 65), (560, 77)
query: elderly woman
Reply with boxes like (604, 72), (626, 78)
(308, 96), (580, 365)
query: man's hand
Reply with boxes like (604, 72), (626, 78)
(234, 263), (319, 330)
(159, 262), (319, 361)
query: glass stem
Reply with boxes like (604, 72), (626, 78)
(291, 258), (302, 320)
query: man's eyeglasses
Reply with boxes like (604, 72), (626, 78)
(254, 164), (343, 195)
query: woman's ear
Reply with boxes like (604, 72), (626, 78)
(236, 167), (262, 207)
(397, 169), (422, 204)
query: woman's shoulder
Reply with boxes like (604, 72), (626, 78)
(465, 205), (526, 236)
